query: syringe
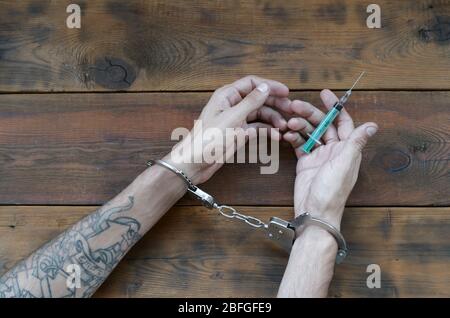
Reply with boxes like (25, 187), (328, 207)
(301, 71), (366, 154)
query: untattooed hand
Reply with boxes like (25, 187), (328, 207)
(164, 76), (291, 185)
(283, 89), (378, 230)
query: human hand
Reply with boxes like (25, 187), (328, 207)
(165, 76), (291, 185)
(284, 89), (378, 230)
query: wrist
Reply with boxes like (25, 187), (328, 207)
(313, 209), (343, 231)
(297, 202), (344, 230)
(162, 152), (206, 185)
(140, 163), (188, 199)
(293, 226), (337, 252)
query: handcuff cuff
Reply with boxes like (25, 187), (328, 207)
(147, 159), (348, 264)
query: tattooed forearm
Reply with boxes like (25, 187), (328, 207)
(0, 196), (141, 298)
(0, 164), (188, 298)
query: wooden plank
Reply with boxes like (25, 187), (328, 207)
(0, 0), (449, 92)
(0, 91), (448, 206)
(0, 206), (448, 297)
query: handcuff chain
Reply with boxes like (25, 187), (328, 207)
(148, 159), (267, 229)
(217, 205), (267, 229)
(146, 159), (347, 263)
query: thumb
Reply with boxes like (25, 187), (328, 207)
(346, 122), (378, 152)
(231, 83), (270, 118)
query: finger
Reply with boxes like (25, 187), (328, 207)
(283, 131), (306, 148)
(287, 117), (315, 136)
(209, 84), (243, 109)
(247, 106), (287, 131)
(207, 76), (289, 114)
(289, 99), (339, 144)
(230, 82), (270, 118)
(231, 75), (289, 98)
(289, 100), (323, 124)
(246, 122), (281, 141)
(320, 89), (354, 140)
(283, 131), (306, 158)
(265, 96), (293, 114)
(345, 122), (378, 154)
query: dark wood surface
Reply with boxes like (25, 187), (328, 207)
(0, 206), (448, 297)
(0, 0), (449, 91)
(0, 0), (448, 298)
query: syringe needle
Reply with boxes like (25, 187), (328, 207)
(349, 71), (366, 91)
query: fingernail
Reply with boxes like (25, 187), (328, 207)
(366, 126), (378, 137)
(256, 83), (269, 93)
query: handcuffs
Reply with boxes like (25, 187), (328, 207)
(148, 159), (348, 264)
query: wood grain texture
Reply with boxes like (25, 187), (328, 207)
(0, 206), (448, 297)
(0, 0), (449, 92)
(0, 91), (448, 206)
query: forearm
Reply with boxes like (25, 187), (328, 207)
(0, 165), (186, 298)
(277, 226), (338, 298)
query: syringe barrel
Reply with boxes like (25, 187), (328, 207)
(301, 105), (341, 153)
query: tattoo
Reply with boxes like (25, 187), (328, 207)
(0, 196), (141, 298)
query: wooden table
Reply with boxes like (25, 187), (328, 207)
(0, 0), (449, 297)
